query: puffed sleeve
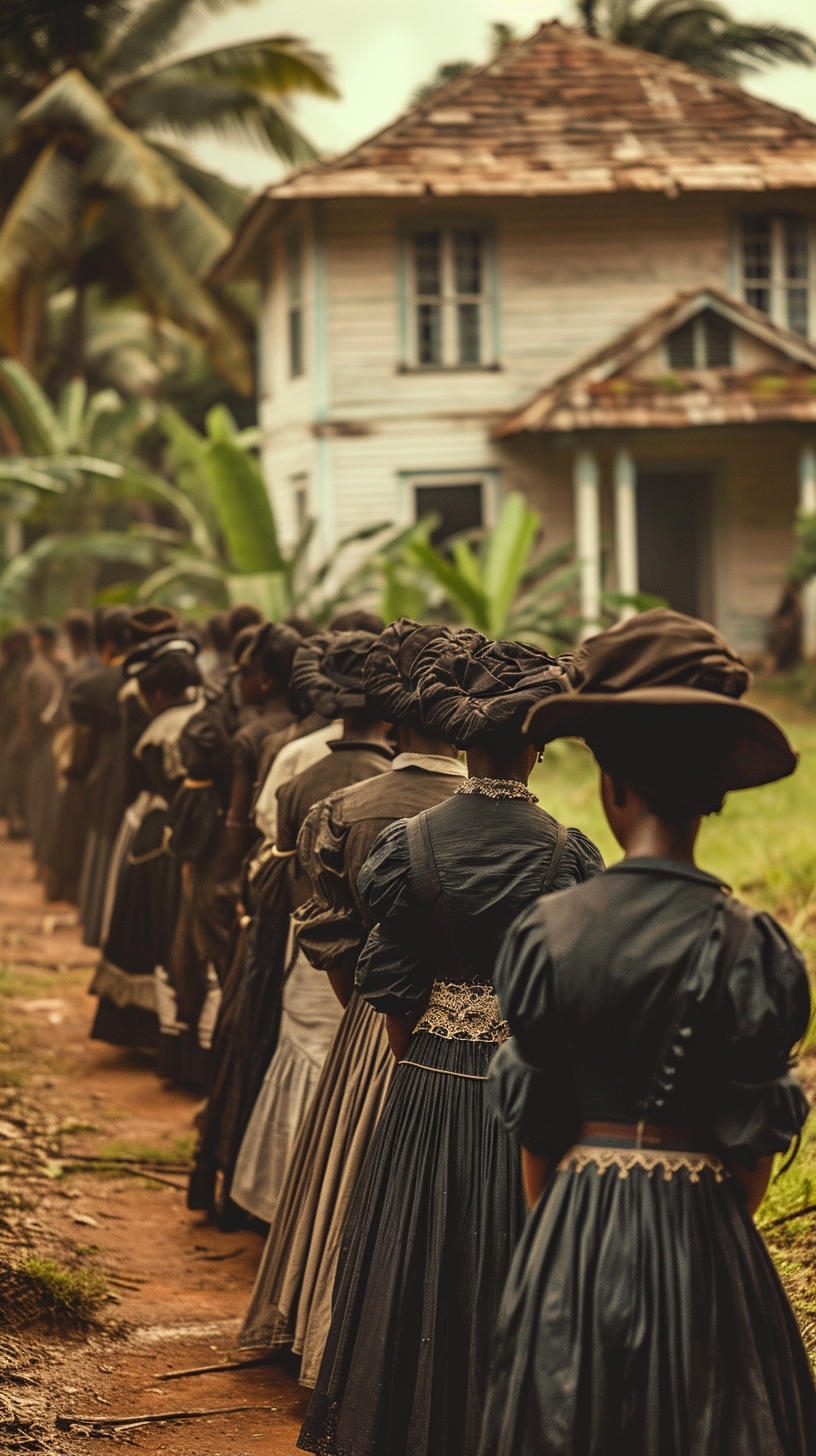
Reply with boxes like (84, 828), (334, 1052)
(354, 819), (433, 1015)
(292, 795), (362, 975)
(487, 901), (577, 1157)
(712, 908), (811, 1169)
(168, 712), (225, 861)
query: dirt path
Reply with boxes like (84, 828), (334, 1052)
(0, 831), (308, 1454)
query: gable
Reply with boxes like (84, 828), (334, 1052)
(495, 288), (816, 435)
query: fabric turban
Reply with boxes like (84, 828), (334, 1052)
(570, 608), (751, 699)
(363, 619), (483, 731)
(417, 635), (573, 749)
(290, 629), (382, 719)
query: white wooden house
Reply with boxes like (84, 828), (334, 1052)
(214, 21), (816, 652)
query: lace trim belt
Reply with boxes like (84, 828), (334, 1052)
(558, 1138), (728, 1184)
(415, 980), (509, 1044)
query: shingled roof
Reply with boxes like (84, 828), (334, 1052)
(494, 287), (816, 435)
(267, 20), (816, 200)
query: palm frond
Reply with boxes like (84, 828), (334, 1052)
(57, 377), (88, 446)
(101, 0), (266, 85)
(0, 143), (81, 295)
(149, 144), (248, 226)
(125, 78), (320, 162)
(159, 179), (232, 280)
(136, 554), (228, 602)
(114, 206), (253, 393)
(16, 70), (178, 209)
(0, 359), (63, 454)
(592, 0), (816, 78)
(132, 34), (337, 95)
(117, 467), (216, 559)
(0, 530), (159, 607)
(200, 417), (283, 574)
(0, 461), (65, 492)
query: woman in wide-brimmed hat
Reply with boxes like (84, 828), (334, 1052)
(298, 628), (604, 1456)
(480, 609), (816, 1456)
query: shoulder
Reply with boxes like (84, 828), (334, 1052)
(357, 818), (411, 911)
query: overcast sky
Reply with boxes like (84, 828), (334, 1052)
(189, 0), (816, 189)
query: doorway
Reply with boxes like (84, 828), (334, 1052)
(636, 469), (713, 618)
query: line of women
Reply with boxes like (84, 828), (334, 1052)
(196, 607), (815, 1456)
(3, 598), (814, 1453)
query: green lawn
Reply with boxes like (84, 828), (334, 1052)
(531, 688), (816, 1361)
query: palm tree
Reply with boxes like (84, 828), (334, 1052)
(576, 0), (816, 79)
(0, 0), (337, 389)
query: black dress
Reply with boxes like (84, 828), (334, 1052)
(298, 787), (603, 1456)
(480, 858), (816, 1456)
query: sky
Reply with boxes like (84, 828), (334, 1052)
(188, 0), (816, 190)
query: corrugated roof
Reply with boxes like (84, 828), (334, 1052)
(263, 21), (816, 201)
(495, 287), (816, 435)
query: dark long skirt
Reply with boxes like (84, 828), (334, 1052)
(89, 802), (180, 1050)
(298, 1030), (524, 1456)
(478, 1148), (816, 1456)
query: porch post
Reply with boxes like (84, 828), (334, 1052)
(574, 446), (601, 640)
(799, 444), (816, 659)
(613, 448), (638, 620)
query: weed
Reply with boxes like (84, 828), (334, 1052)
(0, 1257), (107, 1333)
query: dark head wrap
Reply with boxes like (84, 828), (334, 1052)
(363, 619), (483, 731)
(417, 634), (572, 750)
(124, 633), (198, 679)
(570, 608), (750, 699)
(128, 606), (180, 644)
(523, 609), (795, 792)
(290, 630), (381, 719)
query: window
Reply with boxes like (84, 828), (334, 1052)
(286, 226), (304, 376)
(410, 227), (491, 368)
(666, 310), (733, 369)
(740, 214), (812, 337)
(414, 482), (483, 546)
(291, 473), (309, 533)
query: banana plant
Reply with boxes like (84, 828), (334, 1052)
(134, 404), (393, 621)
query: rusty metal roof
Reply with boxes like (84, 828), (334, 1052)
(263, 21), (816, 201)
(495, 287), (816, 435)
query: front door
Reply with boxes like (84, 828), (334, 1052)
(636, 469), (712, 618)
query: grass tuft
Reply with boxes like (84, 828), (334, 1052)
(0, 1257), (107, 1333)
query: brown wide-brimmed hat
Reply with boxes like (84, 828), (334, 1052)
(523, 609), (797, 790)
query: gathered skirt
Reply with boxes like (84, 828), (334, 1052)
(297, 1029), (524, 1456)
(239, 993), (395, 1385)
(231, 949), (343, 1225)
(478, 1146), (816, 1456)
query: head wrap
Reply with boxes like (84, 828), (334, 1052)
(128, 606), (180, 644)
(569, 608), (751, 699)
(124, 633), (198, 679)
(290, 630), (382, 719)
(417, 634), (572, 749)
(363, 619), (483, 731)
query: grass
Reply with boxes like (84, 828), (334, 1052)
(0, 1257), (107, 1334)
(531, 687), (816, 1356)
(93, 1134), (196, 1168)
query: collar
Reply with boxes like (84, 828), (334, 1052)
(391, 752), (467, 777)
(329, 740), (393, 761)
(606, 857), (731, 893)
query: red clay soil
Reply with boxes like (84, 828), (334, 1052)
(0, 830), (309, 1455)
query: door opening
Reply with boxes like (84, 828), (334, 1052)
(635, 469), (713, 619)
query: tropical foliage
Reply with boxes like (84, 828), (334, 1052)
(575, 0), (816, 79)
(0, 0), (336, 387)
(412, 20), (520, 100)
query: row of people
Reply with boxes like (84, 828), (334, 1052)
(195, 610), (815, 1455)
(2, 602), (813, 1453)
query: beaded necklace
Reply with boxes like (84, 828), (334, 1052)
(455, 777), (539, 804)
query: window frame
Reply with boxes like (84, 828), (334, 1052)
(665, 310), (733, 369)
(734, 211), (816, 339)
(285, 223), (306, 378)
(397, 218), (500, 372)
(396, 468), (502, 534)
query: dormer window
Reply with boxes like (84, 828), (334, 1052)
(741, 214), (811, 337)
(666, 310), (732, 369)
(406, 225), (496, 369)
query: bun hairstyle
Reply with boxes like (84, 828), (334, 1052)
(363, 619), (483, 731)
(290, 629), (382, 720)
(127, 606), (181, 643)
(254, 622), (302, 688)
(417, 634), (572, 754)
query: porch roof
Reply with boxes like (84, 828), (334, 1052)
(494, 288), (816, 437)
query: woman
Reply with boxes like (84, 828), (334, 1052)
(238, 620), (469, 1383)
(480, 608), (816, 1456)
(230, 628), (394, 1225)
(89, 632), (202, 1050)
(298, 633), (604, 1456)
